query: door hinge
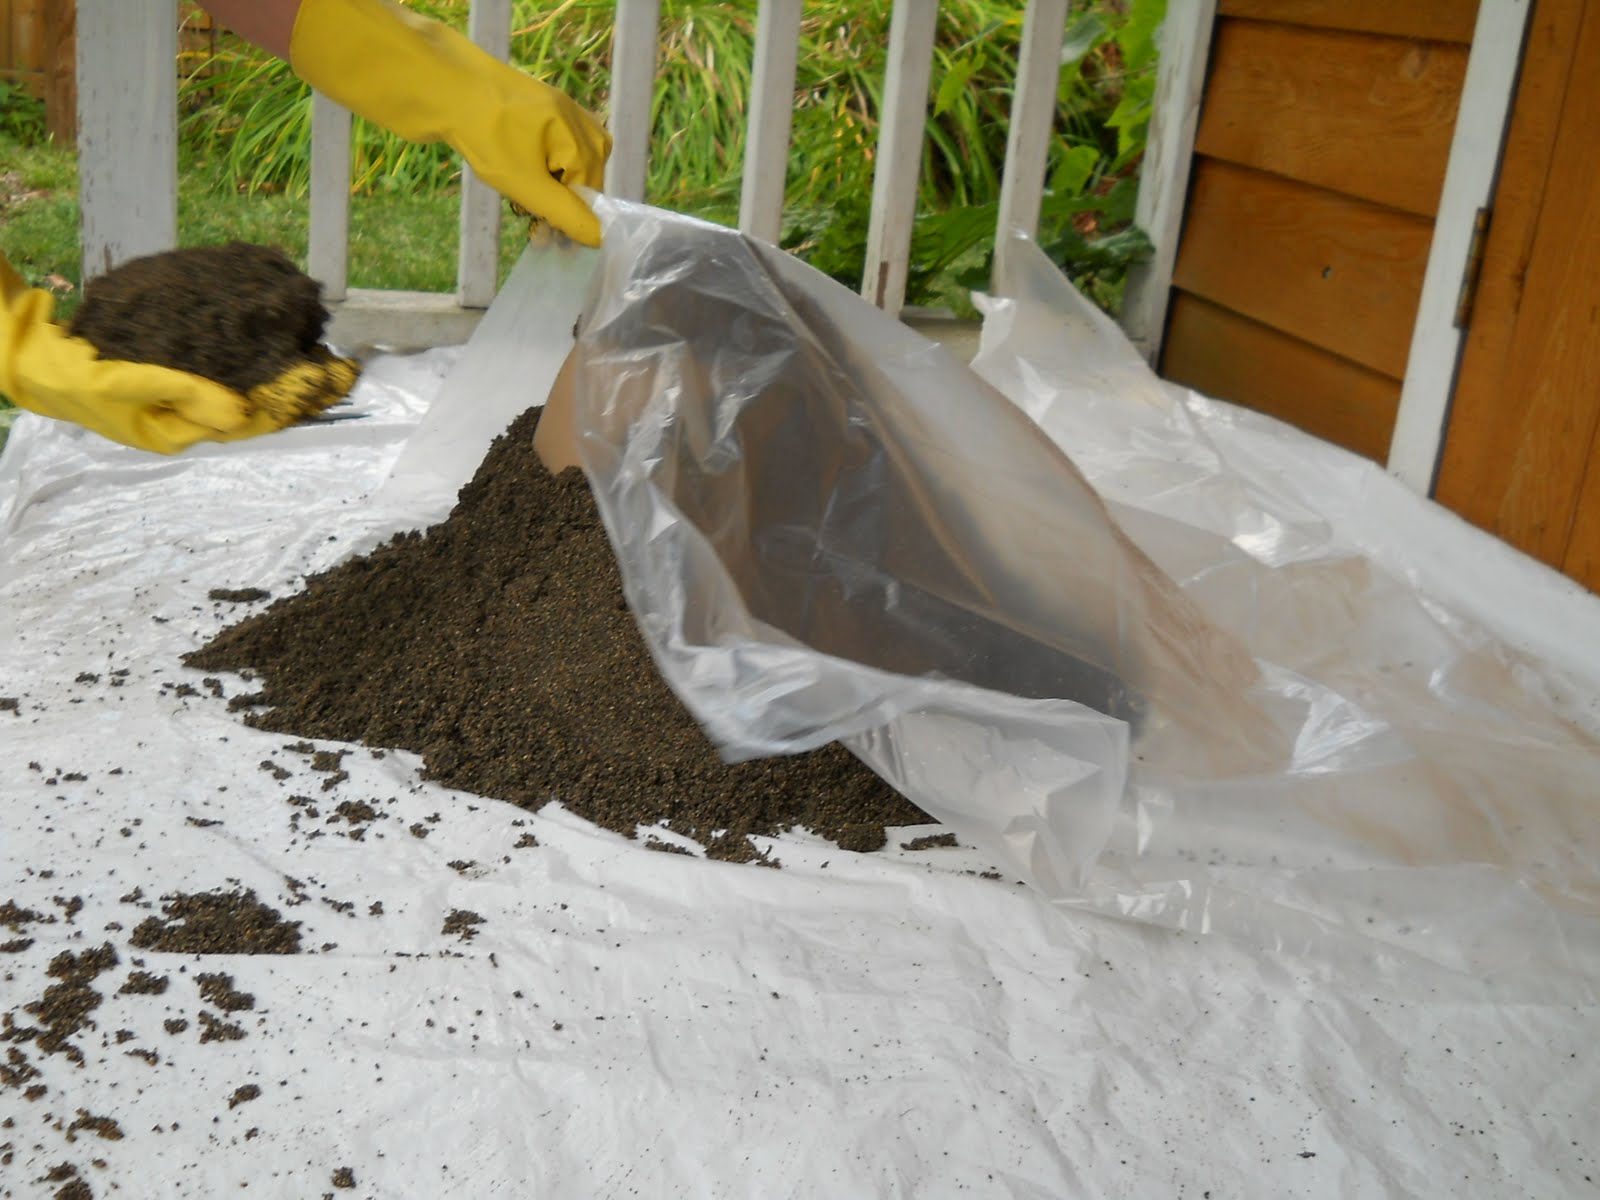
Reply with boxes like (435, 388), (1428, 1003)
(1454, 206), (1491, 330)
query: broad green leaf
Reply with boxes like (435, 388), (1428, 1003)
(1116, 0), (1167, 73)
(1048, 144), (1100, 198)
(1060, 13), (1109, 65)
(934, 54), (983, 117)
(1106, 73), (1156, 158)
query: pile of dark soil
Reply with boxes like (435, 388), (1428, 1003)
(69, 242), (335, 394)
(186, 405), (929, 858)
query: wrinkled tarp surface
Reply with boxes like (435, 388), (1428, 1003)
(0, 203), (1596, 1197)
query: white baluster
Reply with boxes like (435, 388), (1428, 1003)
(607, 0), (662, 203)
(860, 0), (938, 315)
(739, 0), (803, 244)
(77, 0), (178, 279)
(309, 92), (353, 302)
(458, 0), (512, 307)
(992, 0), (1069, 296)
(1119, 0), (1217, 360)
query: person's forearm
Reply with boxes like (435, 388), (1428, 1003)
(198, 0), (303, 60)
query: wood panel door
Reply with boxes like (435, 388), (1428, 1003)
(1435, 0), (1600, 592)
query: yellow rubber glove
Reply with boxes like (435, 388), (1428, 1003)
(290, 0), (612, 247)
(1, 255), (356, 455)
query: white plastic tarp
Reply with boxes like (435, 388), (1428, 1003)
(0, 202), (1597, 1197)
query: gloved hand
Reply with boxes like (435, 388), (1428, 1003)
(1, 255), (354, 455)
(289, 0), (612, 247)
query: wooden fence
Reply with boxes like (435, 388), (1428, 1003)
(1, 0), (216, 141)
(1, 0), (72, 140)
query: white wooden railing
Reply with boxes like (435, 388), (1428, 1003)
(74, 0), (1157, 348)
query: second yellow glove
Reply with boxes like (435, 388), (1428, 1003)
(289, 0), (612, 247)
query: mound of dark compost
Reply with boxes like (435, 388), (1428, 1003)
(70, 242), (335, 394)
(185, 405), (928, 857)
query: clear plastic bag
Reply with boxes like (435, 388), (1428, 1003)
(562, 200), (1600, 993)
(566, 199), (1322, 895)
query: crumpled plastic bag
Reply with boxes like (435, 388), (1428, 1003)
(566, 200), (1315, 895)
(560, 198), (1600, 994)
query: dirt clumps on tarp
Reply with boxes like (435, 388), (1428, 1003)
(185, 405), (929, 858)
(68, 242), (337, 394)
(129, 890), (302, 956)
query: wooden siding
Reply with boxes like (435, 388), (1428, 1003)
(1217, 0), (1480, 44)
(1160, 4), (1477, 461)
(1171, 159), (1434, 378)
(1165, 293), (1400, 460)
(1196, 20), (1467, 216)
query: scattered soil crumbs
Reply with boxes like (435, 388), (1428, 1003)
(69, 243), (333, 394)
(1, 901), (48, 931)
(902, 833), (960, 851)
(441, 910), (484, 942)
(195, 973), (255, 1013)
(0, 697), (18, 715)
(43, 1162), (92, 1200)
(332, 800), (379, 826)
(197, 1011), (246, 1044)
(208, 588), (271, 604)
(129, 890), (301, 955)
(1, 900), (50, 952)
(645, 838), (694, 857)
(185, 405), (928, 859)
(332, 1166), (356, 1189)
(117, 971), (168, 996)
(3, 1046), (40, 1088)
(228, 1084), (261, 1109)
(1, 944), (118, 1069)
(66, 1111), (123, 1142)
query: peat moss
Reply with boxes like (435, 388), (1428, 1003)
(186, 406), (929, 858)
(69, 243), (333, 394)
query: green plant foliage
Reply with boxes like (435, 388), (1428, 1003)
(0, 80), (47, 145)
(36, 0), (1163, 320)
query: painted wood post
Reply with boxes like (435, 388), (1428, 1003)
(75, 0), (178, 280)
(738, 0), (802, 244)
(457, 0), (510, 308)
(1387, 0), (1534, 495)
(992, 0), (1069, 296)
(1119, 0), (1217, 361)
(860, 0), (938, 315)
(607, 0), (661, 203)
(308, 94), (352, 303)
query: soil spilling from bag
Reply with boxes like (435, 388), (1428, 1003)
(69, 242), (336, 394)
(185, 406), (928, 859)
